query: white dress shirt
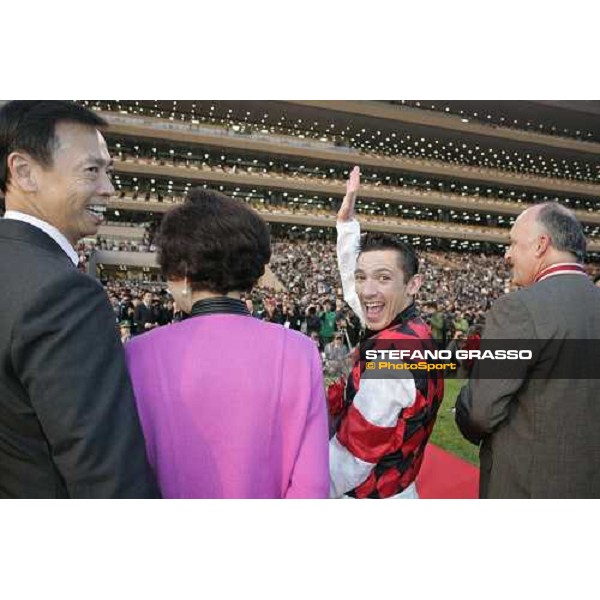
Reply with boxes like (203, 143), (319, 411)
(3, 210), (79, 267)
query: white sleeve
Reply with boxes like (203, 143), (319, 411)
(336, 219), (364, 325)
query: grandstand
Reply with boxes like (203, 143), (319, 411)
(4, 100), (598, 310)
(50, 99), (594, 356)
(77, 100), (600, 269)
(1, 98), (597, 372)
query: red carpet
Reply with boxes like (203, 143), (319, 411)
(416, 443), (479, 499)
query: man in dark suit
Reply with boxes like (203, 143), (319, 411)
(0, 101), (159, 498)
(456, 203), (600, 498)
(134, 291), (159, 335)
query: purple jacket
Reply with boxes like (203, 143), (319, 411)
(125, 314), (329, 498)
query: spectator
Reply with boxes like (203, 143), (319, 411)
(319, 300), (337, 346)
(134, 291), (159, 334)
(323, 333), (349, 378)
(456, 202), (600, 498)
(0, 100), (158, 498)
(125, 188), (329, 498)
(120, 321), (133, 344)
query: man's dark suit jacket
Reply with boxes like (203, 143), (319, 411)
(0, 220), (160, 498)
(456, 272), (600, 498)
(134, 303), (157, 335)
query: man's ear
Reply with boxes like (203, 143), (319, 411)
(536, 233), (552, 257)
(407, 273), (424, 297)
(6, 151), (39, 193)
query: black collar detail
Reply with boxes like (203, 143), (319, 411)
(190, 296), (250, 318)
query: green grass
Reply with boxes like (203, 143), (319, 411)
(430, 378), (480, 466)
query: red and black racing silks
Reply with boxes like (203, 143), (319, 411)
(335, 304), (444, 498)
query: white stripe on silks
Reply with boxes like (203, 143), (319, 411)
(329, 436), (374, 498)
(386, 482), (419, 499)
(352, 376), (417, 428)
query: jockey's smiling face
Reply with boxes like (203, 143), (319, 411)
(355, 249), (422, 331)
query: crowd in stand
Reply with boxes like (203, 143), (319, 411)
(69, 100), (600, 382)
(107, 182), (600, 244)
(109, 141), (600, 216)
(98, 229), (600, 382)
(94, 236), (156, 253)
(106, 155), (600, 243)
(99, 235), (517, 380)
(84, 100), (600, 184)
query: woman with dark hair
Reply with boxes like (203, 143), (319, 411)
(125, 189), (329, 498)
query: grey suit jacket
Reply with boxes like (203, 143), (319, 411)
(0, 220), (160, 498)
(456, 272), (600, 498)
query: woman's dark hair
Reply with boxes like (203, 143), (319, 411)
(0, 100), (106, 197)
(157, 188), (271, 294)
